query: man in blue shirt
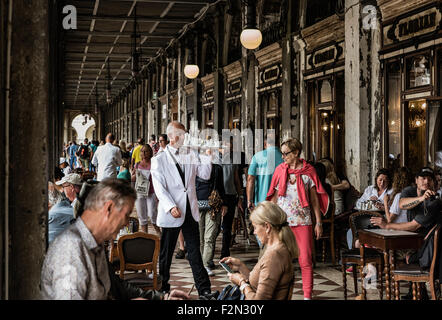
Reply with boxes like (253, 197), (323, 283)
(48, 182), (75, 243)
(69, 141), (79, 169)
(246, 133), (283, 211)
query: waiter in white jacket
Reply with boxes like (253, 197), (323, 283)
(151, 121), (215, 299)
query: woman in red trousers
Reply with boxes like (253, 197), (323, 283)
(267, 138), (329, 300)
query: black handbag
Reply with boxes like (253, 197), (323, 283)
(217, 284), (244, 300)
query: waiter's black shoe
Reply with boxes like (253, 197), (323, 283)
(421, 286), (429, 300)
(199, 291), (219, 300)
(175, 248), (186, 259)
(207, 261), (215, 269)
(401, 283), (413, 300)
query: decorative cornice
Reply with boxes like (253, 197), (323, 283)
(301, 14), (344, 51)
(378, 0), (436, 22)
(201, 72), (215, 90)
(254, 42), (282, 68)
(184, 83), (194, 95)
(223, 61), (242, 82)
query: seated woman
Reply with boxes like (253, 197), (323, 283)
(313, 162), (333, 218)
(384, 167), (413, 223)
(319, 158), (347, 215)
(346, 168), (393, 272)
(220, 201), (298, 300)
(355, 168), (393, 210)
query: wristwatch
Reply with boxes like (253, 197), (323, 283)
(316, 222), (323, 227)
(239, 281), (250, 293)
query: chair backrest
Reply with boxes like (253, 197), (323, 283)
(429, 225), (441, 282)
(286, 275), (296, 300)
(349, 211), (383, 248)
(344, 185), (361, 212)
(118, 232), (160, 275)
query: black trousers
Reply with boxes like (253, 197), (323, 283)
(220, 194), (238, 259)
(159, 198), (211, 295)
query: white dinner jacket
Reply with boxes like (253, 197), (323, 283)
(151, 145), (212, 228)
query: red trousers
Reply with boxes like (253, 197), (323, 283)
(291, 225), (313, 299)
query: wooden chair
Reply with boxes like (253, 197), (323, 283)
(118, 232), (162, 291)
(393, 225), (441, 300)
(317, 200), (337, 265)
(341, 211), (385, 300)
(286, 275), (296, 300)
(109, 217), (140, 269)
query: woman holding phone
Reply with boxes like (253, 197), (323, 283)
(220, 201), (297, 300)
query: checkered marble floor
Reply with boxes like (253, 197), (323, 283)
(166, 232), (413, 300)
(130, 208), (414, 300)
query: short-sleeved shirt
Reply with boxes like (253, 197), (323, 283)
(400, 186), (442, 235)
(389, 193), (408, 223)
(117, 169), (131, 182)
(276, 175), (315, 226)
(248, 146), (283, 205)
(131, 145), (143, 164)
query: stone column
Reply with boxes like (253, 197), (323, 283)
(345, 0), (382, 191)
(8, 0), (50, 299)
(242, 49), (256, 133)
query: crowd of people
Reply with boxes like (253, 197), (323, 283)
(43, 121), (442, 301)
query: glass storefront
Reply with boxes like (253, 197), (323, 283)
(384, 48), (442, 171)
(306, 73), (345, 172)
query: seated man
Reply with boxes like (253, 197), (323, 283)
(41, 179), (189, 300)
(371, 167), (442, 299)
(48, 182), (75, 243)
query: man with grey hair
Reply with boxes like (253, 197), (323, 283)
(41, 179), (189, 300)
(151, 121), (216, 299)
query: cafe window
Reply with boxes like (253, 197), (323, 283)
(386, 61), (401, 171)
(406, 54), (431, 89)
(428, 101), (442, 167)
(228, 100), (241, 130)
(405, 99), (427, 169)
(319, 79), (332, 104)
(205, 107), (214, 128)
(306, 73), (345, 166)
(265, 90), (281, 145)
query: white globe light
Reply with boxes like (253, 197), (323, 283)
(240, 29), (262, 50)
(184, 64), (199, 79)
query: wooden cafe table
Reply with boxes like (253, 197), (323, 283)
(358, 229), (424, 300)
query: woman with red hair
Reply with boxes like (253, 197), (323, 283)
(266, 138), (329, 300)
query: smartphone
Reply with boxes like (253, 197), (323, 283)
(219, 261), (233, 273)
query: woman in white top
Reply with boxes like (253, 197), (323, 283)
(131, 144), (161, 235)
(383, 167), (413, 223)
(346, 168), (393, 251)
(355, 168), (393, 211)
